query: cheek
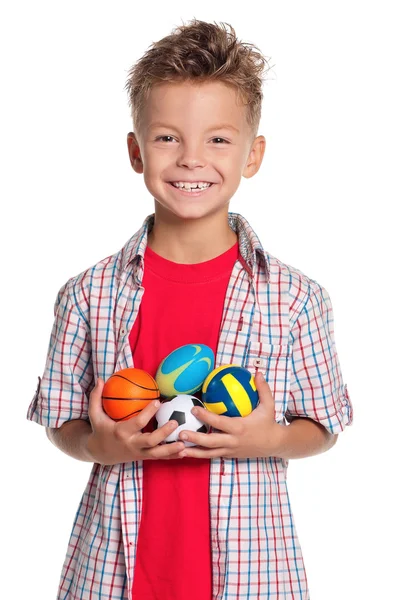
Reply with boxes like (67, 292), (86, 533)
(144, 151), (173, 178)
(214, 148), (244, 171)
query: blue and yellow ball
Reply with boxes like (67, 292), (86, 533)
(202, 365), (259, 417)
(156, 343), (215, 397)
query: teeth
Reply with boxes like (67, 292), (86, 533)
(172, 181), (212, 190)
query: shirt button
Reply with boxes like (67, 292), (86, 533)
(253, 358), (264, 368)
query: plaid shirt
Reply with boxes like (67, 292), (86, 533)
(27, 212), (353, 599)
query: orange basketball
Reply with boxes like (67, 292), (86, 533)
(102, 368), (160, 421)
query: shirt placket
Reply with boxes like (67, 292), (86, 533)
(210, 258), (259, 599)
(114, 264), (147, 597)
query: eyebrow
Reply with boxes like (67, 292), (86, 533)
(148, 123), (240, 134)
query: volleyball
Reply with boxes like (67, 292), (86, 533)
(102, 368), (160, 421)
(201, 365), (259, 417)
(155, 343), (215, 397)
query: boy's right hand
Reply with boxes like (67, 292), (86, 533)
(87, 378), (186, 466)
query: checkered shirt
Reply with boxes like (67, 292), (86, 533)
(27, 212), (353, 599)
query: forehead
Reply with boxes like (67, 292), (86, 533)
(143, 80), (247, 131)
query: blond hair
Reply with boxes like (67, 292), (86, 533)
(125, 19), (271, 138)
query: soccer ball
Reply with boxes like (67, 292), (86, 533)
(155, 395), (209, 447)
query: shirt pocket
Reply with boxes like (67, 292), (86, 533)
(244, 341), (293, 423)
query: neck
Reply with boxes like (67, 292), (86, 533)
(147, 203), (237, 264)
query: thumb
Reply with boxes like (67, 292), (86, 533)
(254, 371), (275, 410)
(88, 378), (107, 422)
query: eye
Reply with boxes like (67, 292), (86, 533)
(155, 135), (177, 142)
(211, 137), (229, 144)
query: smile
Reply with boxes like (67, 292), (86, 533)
(171, 181), (212, 189)
(168, 182), (214, 195)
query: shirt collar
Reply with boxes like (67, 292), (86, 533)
(120, 212), (270, 283)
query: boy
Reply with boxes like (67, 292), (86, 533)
(27, 18), (353, 600)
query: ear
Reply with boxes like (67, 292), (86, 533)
(242, 135), (266, 179)
(127, 132), (143, 174)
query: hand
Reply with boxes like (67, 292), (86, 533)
(86, 378), (186, 465)
(176, 371), (284, 459)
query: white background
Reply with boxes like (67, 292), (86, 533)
(1, 1), (391, 598)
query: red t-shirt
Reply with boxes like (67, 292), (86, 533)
(130, 240), (239, 600)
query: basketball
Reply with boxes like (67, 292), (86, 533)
(102, 368), (160, 421)
(201, 364), (259, 417)
(155, 343), (215, 397)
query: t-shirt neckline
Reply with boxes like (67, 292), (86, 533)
(144, 241), (239, 283)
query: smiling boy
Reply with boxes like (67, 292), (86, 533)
(27, 19), (353, 600)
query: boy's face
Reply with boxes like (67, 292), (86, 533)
(127, 81), (265, 222)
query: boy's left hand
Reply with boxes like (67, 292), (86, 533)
(177, 371), (284, 459)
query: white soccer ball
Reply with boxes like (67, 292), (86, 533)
(155, 394), (209, 447)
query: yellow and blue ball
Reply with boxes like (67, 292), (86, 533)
(202, 364), (259, 417)
(156, 343), (215, 397)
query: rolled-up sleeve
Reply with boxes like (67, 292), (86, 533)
(285, 281), (353, 434)
(27, 279), (94, 428)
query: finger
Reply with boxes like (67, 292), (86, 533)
(88, 378), (111, 423)
(144, 440), (186, 460)
(178, 430), (234, 448)
(255, 371), (274, 405)
(191, 406), (238, 434)
(140, 418), (182, 448)
(179, 446), (228, 459)
(118, 399), (162, 433)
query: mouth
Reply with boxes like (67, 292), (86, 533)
(168, 182), (215, 196)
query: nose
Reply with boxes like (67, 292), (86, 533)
(176, 141), (206, 169)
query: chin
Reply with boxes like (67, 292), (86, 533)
(156, 202), (223, 222)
